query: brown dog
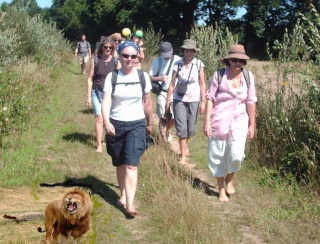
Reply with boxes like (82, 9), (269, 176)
(38, 188), (91, 244)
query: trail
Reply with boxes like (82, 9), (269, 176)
(0, 59), (264, 243)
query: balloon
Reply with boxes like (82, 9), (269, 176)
(135, 30), (143, 37)
(122, 28), (131, 37)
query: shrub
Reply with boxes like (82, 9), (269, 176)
(189, 24), (238, 82)
(0, 4), (71, 148)
(252, 3), (320, 185)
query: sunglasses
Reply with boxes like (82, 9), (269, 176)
(103, 46), (113, 50)
(230, 58), (245, 63)
(122, 54), (137, 59)
(116, 40), (122, 43)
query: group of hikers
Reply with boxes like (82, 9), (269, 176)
(74, 31), (257, 217)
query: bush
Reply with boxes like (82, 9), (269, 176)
(252, 4), (320, 185)
(0, 4), (71, 148)
(189, 24), (238, 82)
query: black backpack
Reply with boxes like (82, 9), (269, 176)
(111, 69), (146, 102)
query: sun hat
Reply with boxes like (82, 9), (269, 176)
(117, 41), (140, 55)
(160, 42), (173, 58)
(109, 33), (125, 41)
(180, 39), (199, 51)
(223, 44), (250, 60)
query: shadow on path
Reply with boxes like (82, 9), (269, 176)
(62, 132), (95, 148)
(39, 175), (132, 218)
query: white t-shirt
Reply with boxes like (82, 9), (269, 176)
(173, 57), (205, 102)
(104, 69), (152, 121)
(149, 55), (180, 91)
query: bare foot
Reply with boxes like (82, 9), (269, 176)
(126, 206), (138, 217)
(96, 146), (102, 153)
(225, 181), (235, 195)
(179, 156), (187, 164)
(219, 188), (229, 202)
(118, 196), (126, 209)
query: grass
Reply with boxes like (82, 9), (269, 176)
(0, 56), (319, 243)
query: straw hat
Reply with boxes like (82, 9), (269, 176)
(223, 44), (250, 60)
(180, 39), (199, 51)
(109, 33), (125, 41)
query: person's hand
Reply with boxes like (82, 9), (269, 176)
(199, 101), (206, 114)
(105, 122), (115, 136)
(162, 75), (170, 83)
(203, 121), (211, 138)
(86, 98), (91, 109)
(146, 125), (152, 135)
(247, 126), (255, 139)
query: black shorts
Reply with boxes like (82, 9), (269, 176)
(106, 118), (146, 167)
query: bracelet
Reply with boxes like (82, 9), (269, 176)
(201, 100), (206, 103)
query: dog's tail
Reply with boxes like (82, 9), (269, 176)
(37, 226), (46, 233)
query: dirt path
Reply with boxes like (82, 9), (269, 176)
(0, 60), (264, 243)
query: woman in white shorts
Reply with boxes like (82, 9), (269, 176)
(203, 44), (257, 202)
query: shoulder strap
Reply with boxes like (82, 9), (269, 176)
(114, 58), (118, 71)
(165, 55), (174, 76)
(93, 55), (100, 74)
(175, 63), (183, 87)
(241, 68), (250, 88)
(216, 68), (226, 95)
(156, 57), (162, 76)
(111, 70), (119, 96)
(217, 68), (225, 86)
(137, 69), (146, 103)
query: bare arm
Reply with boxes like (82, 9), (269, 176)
(203, 99), (214, 138)
(247, 103), (256, 139)
(143, 93), (153, 134)
(75, 47), (78, 56)
(165, 70), (177, 115)
(86, 59), (95, 108)
(199, 66), (206, 114)
(102, 90), (115, 136)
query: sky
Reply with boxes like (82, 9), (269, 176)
(0, 0), (52, 8)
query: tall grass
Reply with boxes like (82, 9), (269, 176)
(250, 3), (320, 186)
(190, 24), (238, 81)
(0, 4), (71, 149)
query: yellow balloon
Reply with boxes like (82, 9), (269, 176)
(122, 28), (131, 37)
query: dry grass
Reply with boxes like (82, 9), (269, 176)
(0, 56), (319, 243)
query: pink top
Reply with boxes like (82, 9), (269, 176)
(206, 68), (257, 141)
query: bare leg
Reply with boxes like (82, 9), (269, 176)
(179, 137), (189, 163)
(81, 62), (86, 74)
(95, 115), (103, 152)
(217, 177), (228, 202)
(225, 172), (235, 195)
(125, 165), (138, 215)
(166, 119), (175, 141)
(117, 165), (126, 206)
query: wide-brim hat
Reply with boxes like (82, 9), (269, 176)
(180, 39), (199, 51)
(109, 33), (125, 41)
(223, 44), (250, 60)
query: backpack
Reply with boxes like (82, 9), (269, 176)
(77, 40), (90, 52)
(216, 68), (250, 93)
(111, 69), (146, 102)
